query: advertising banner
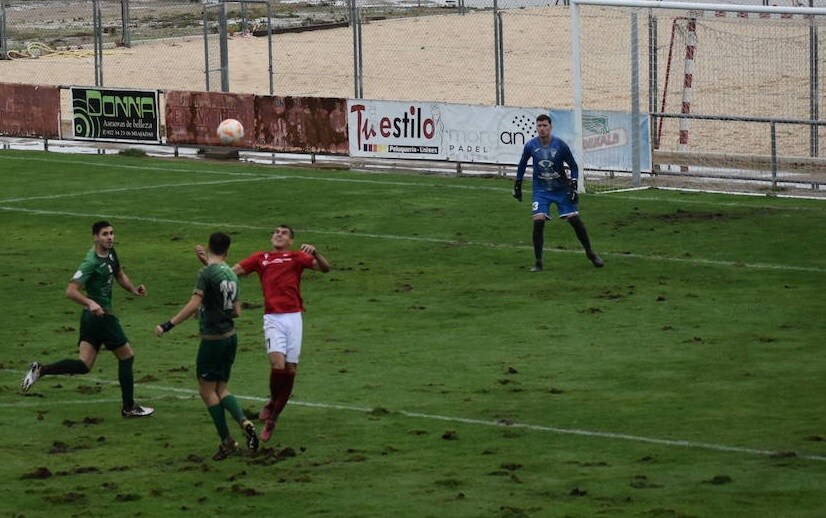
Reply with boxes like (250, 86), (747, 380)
(348, 100), (651, 172)
(255, 96), (348, 154)
(165, 90), (255, 147)
(347, 100), (541, 165)
(71, 87), (160, 143)
(0, 83), (61, 139)
(550, 109), (652, 173)
(442, 104), (542, 164)
(348, 100), (444, 159)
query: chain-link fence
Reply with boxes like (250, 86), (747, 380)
(0, 0), (277, 93)
(1, 0), (824, 195)
(2, 0), (821, 105)
(0, 0), (553, 103)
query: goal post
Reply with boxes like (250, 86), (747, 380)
(570, 0), (826, 194)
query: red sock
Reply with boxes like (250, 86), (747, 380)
(268, 368), (296, 418)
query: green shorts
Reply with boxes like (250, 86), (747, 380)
(196, 334), (238, 382)
(78, 310), (129, 351)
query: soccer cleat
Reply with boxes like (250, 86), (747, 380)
(212, 436), (240, 461)
(587, 252), (605, 268)
(121, 404), (155, 418)
(258, 400), (275, 422)
(242, 420), (260, 452)
(21, 362), (42, 394)
(259, 419), (275, 442)
(530, 263), (543, 273)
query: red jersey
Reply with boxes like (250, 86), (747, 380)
(237, 250), (315, 314)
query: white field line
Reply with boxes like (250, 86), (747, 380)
(1, 204), (823, 273)
(2, 371), (824, 462)
(1, 398), (124, 407)
(0, 177), (278, 203)
(610, 192), (825, 210)
(4, 153), (825, 205)
(0, 154), (264, 178)
(0, 154), (505, 194)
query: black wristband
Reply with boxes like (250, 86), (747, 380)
(160, 320), (175, 332)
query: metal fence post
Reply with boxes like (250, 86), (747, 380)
(351, 0), (363, 99)
(267, 0), (274, 95)
(0, 0), (7, 60)
(630, 11), (641, 187)
(648, 12), (658, 150)
(121, 0), (131, 47)
(810, 0), (819, 157)
(770, 121), (778, 189)
(494, 5), (504, 106)
(203, 3), (211, 92)
(93, 0), (103, 86)
(219, 1), (230, 92)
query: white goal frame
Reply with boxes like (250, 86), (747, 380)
(570, 0), (826, 190)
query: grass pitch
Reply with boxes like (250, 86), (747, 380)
(0, 149), (824, 517)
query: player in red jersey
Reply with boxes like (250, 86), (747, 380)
(198, 225), (330, 442)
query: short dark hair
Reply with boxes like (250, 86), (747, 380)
(536, 114), (551, 124)
(92, 220), (111, 235)
(276, 225), (295, 238)
(208, 232), (232, 256)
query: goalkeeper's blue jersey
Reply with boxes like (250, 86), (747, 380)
(516, 136), (578, 193)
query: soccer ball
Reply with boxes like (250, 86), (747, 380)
(217, 118), (244, 145)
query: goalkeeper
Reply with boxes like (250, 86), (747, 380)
(512, 114), (604, 272)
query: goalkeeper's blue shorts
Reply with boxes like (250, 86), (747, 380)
(532, 189), (578, 219)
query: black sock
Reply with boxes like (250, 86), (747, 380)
(118, 356), (135, 410)
(568, 215), (593, 255)
(42, 359), (89, 376)
(532, 220), (545, 264)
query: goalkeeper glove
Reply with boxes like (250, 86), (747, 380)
(568, 178), (579, 205)
(512, 180), (523, 202)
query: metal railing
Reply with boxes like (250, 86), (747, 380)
(654, 112), (826, 189)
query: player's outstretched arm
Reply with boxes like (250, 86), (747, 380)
(155, 293), (202, 337)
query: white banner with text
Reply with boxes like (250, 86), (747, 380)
(347, 100), (651, 171)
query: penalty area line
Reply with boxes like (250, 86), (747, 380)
(2, 370), (823, 462)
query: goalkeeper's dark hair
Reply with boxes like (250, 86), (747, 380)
(536, 114), (552, 125)
(208, 232), (232, 256)
(92, 220), (112, 235)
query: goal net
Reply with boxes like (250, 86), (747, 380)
(571, 0), (826, 195)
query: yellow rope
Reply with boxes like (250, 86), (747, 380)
(7, 42), (97, 60)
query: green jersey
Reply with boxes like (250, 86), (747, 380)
(71, 247), (120, 313)
(194, 263), (239, 337)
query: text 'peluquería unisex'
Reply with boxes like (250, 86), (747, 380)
(388, 145), (439, 154)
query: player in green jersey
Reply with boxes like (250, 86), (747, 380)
(155, 232), (259, 461)
(21, 221), (155, 418)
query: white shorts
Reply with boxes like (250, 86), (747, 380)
(263, 312), (303, 364)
